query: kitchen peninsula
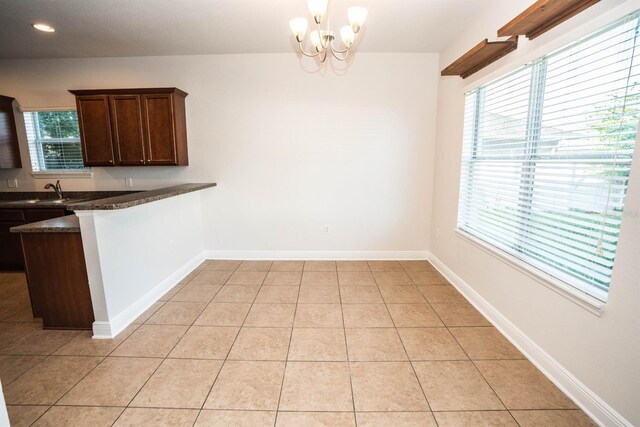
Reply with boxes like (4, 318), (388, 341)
(11, 183), (216, 339)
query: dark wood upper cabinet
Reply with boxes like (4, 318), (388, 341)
(69, 88), (188, 166)
(110, 95), (146, 165)
(0, 95), (22, 169)
(76, 95), (115, 166)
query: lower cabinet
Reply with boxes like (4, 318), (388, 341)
(21, 231), (94, 329)
(0, 220), (25, 270)
(0, 208), (66, 271)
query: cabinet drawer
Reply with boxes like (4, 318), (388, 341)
(24, 209), (65, 222)
(0, 209), (25, 222)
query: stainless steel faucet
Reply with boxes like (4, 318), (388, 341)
(44, 180), (64, 199)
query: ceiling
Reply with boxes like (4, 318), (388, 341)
(0, 0), (494, 59)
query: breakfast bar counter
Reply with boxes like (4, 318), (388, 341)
(5, 183), (215, 337)
(69, 183), (216, 211)
(10, 214), (81, 233)
(73, 182), (216, 338)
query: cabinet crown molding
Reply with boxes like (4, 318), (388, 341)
(69, 87), (188, 97)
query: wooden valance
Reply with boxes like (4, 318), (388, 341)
(441, 36), (518, 79)
(498, 0), (601, 40)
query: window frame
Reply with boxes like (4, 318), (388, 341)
(23, 108), (92, 178)
(455, 10), (640, 313)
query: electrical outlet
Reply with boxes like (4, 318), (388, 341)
(323, 224), (330, 234)
(7, 178), (18, 188)
(124, 178), (133, 187)
(625, 208), (640, 219)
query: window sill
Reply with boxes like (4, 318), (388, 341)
(455, 229), (605, 316)
(31, 170), (93, 179)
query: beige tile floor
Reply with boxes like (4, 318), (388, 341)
(0, 261), (596, 426)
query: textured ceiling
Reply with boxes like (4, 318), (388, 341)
(0, 0), (503, 59)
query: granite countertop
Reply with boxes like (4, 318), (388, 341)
(0, 191), (136, 210)
(10, 215), (80, 233)
(0, 198), (90, 209)
(68, 183), (217, 210)
(3, 184), (216, 233)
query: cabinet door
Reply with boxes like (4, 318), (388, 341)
(76, 95), (115, 166)
(21, 233), (94, 329)
(23, 209), (65, 223)
(0, 220), (26, 270)
(141, 94), (177, 165)
(109, 95), (146, 165)
(0, 95), (21, 169)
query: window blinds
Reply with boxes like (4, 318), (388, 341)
(458, 11), (640, 301)
(24, 111), (86, 171)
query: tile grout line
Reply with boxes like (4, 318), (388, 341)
(18, 329), (106, 419)
(111, 259), (238, 427)
(39, 355), (108, 423)
(337, 263), (359, 426)
(192, 260), (253, 426)
(417, 263), (525, 426)
(0, 262), (581, 425)
(3, 402), (544, 413)
(1, 284), (109, 424)
(401, 262), (450, 427)
(181, 265), (236, 427)
(6, 328), (102, 426)
(412, 262), (519, 426)
(372, 263), (434, 419)
(272, 262), (303, 427)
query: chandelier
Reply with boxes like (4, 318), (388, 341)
(289, 0), (368, 62)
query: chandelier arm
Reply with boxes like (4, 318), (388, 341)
(322, 0), (331, 49)
(298, 41), (324, 58)
(315, 20), (330, 50)
(320, 49), (328, 63)
(329, 40), (350, 54)
(330, 46), (350, 61)
(330, 29), (359, 54)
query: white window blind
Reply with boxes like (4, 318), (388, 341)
(24, 110), (87, 172)
(458, 11), (640, 301)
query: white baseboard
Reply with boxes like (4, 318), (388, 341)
(0, 381), (10, 427)
(426, 252), (631, 427)
(204, 250), (430, 260)
(91, 321), (115, 339)
(91, 251), (206, 339)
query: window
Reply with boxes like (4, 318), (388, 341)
(458, 11), (640, 301)
(24, 110), (88, 172)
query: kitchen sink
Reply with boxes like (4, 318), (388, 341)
(2, 199), (41, 205)
(37, 198), (88, 205)
(2, 198), (87, 206)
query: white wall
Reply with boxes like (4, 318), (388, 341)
(431, 0), (640, 425)
(0, 53), (438, 255)
(0, 381), (8, 427)
(77, 190), (206, 338)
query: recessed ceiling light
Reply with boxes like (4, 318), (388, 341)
(32, 23), (55, 33)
